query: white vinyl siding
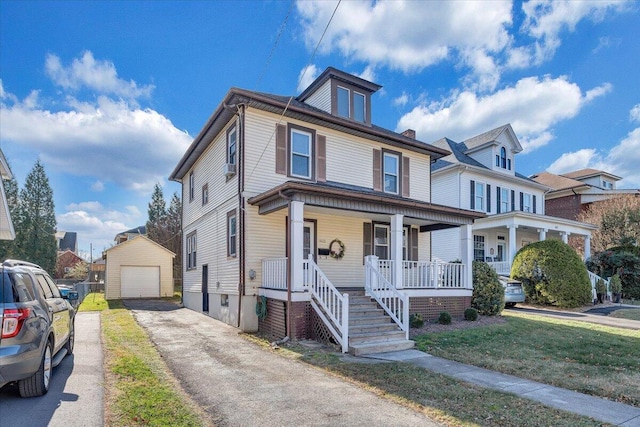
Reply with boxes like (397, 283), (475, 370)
(431, 173), (458, 207)
(302, 80), (331, 113)
(430, 228), (461, 263)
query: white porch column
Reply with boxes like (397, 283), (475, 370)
(289, 201), (304, 291)
(538, 228), (547, 241)
(460, 225), (473, 288)
(584, 235), (591, 260)
(508, 225), (518, 264)
(561, 232), (569, 244)
(390, 214), (404, 289)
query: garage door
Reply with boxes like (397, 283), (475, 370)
(121, 266), (160, 298)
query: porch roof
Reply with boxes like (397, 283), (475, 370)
(247, 180), (484, 230)
(472, 211), (597, 236)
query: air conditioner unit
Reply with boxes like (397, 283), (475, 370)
(223, 163), (236, 177)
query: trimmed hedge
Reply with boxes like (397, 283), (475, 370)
(471, 261), (504, 316)
(511, 240), (591, 308)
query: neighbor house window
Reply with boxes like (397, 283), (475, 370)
(507, 159), (511, 170)
(337, 86), (350, 118)
(474, 181), (485, 211)
(522, 193), (532, 212)
(383, 152), (400, 194)
(227, 125), (237, 165)
(227, 211), (237, 257)
(473, 235), (485, 261)
(202, 184), (209, 205)
(189, 172), (195, 202)
(186, 231), (197, 270)
(495, 154), (500, 167)
(290, 127), (313, 179)
(500, 187), (509, 213)
(500, 147), (507, 169)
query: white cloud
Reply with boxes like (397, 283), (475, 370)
(357, 65), (376, 83)
(397, 75), (610, 153)
(0, 89), (191, 194)
(547, 148), (598, 173)
(296, 0), (512, 88)
(297, 64), (319, 93)
(45, 51), (154, 102)
(547, 128), (640, 188)
(393, 92), (409, 107)
(91, 180), (105, 192)
(521, 0), (629, 64)
(630, 104), (640, 123)
(585, 83), (612, 102)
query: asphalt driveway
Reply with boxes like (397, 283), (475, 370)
(0, 312), (104, 427)
(126, 299), (442, 427)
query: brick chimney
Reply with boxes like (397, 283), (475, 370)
(401, 129), (416, 139)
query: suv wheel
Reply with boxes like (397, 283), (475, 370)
(65, 321), (75, 355)
(19, 340), (52, 397)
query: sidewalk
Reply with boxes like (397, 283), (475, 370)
(362, 350), (640, 426)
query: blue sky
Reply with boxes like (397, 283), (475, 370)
(1, 0), (639, 258)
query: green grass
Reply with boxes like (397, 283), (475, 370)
(77, 291), (108, 312)
(414, 311), (640, 406)
(610, 309), (640, 321)
(252, 337), (611, 427)
(101, 300), (208, 426)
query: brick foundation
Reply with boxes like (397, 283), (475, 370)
(258, 298), (311, 340)
(409, 296), (472, 320)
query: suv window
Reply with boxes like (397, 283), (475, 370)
(43, 275), (61, 298)
(2, 272), (36, 303)
(36, 275), (54, 299)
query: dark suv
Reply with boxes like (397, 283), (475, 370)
(0, 260), (78, 397)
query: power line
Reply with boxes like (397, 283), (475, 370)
(247, 0), (342, 182)
(254, 0), (295, 91)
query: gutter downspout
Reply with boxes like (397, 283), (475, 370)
(236, 104), (246, 328)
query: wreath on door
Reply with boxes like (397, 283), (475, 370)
(329, 239), (345, 259)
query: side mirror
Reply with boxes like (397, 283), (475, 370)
(65, 291), (79, 301)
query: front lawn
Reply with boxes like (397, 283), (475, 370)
(610, 309), (640, 321)
(414, 311), (640, 406)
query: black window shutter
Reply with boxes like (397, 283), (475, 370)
(511, 190), (515, 211)
(470, 180), (475, 209)
(496, 186), (501, 214)
(520, 192), (524, 211)
(533, 195), (537, 213)
(486, 184), (491, 213)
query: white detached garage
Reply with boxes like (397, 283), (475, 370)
(105, 235), (175, 300)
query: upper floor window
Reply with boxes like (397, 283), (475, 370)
(290, 128), (313, 179)
(602, 180), (613, 189)
(227, 125), (237, 166)
(500, 147), (507, 169)
(507, 159), (511, 170)
(337, 86), (350, 118)
(383, 152), (400, 194)
(500, 187), (509, 213)
(522, 192), (532, 212)
(353, 92), (365, 122)
(472, 181), (485, 211)
(334, 83), (367, 123)
(202, 183), (209, 205)
(189, 172), (195, 202)
(186, 231), (197, 270)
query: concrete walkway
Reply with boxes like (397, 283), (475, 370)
(126, 300), (442, 427)
(362, 350), (640, 426)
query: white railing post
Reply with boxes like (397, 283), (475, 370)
(341, 293), (349, 353)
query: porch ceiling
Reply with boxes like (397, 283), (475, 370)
(472, 211), (597, 236)
(247, 180), (484, 228)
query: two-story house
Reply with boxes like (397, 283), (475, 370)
(430, 124), (597, 275)
(531, 168), (640, 221)
(170, 67), (483, 354)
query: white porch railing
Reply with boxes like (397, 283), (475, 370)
(364, 256), (409, 339)
(487, 261), (511, 276)
(588, 271), (611, 298)
(379, 260), (469, 289)
(261, 258), (288, 290)
(305, 255), (350, 353)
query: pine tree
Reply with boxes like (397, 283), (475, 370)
(0, 169), (20, 260)
(167, 192), (182, 278)
(146, 183), (167, 242)
(15, 160), (58, 273)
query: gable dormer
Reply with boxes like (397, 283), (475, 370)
(462, 124), (522, 175)
(560, 168), (622, 190)
(297, 67), (381, 126)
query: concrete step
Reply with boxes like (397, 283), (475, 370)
(349, 323), (400, 334)
(348, 330), (407, 345)
(349, 315), (392, 326)
(349, 339), (415, 356)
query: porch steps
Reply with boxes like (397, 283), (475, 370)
(344, 290), (414, 356)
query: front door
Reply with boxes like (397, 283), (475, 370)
(202, 265), (209, 313)
(303, 221), (315, 261)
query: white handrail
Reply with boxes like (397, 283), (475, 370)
(364, 256), (409, 339)
(306, 255), (349, 353)
(588, 270), (611, 298)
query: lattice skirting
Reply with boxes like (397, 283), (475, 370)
(310, 309), (339, 348)
(410, 296), (472, 320)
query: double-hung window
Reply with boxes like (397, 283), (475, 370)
(189, 172), (195, 202)
(473, 235), (485, 261)
(522, 193), (532, 212)
(335, 83), (367, 123)
(353, 91), (365, 122)
(186, 231), (197, 270)
(475, 181), (484, 211)
(227, 126), (237, 166)
(290, 128), (312, 179)
(202, 184), (209, 205)
(227, 211), (237, 257)
(500, 187), (509, 213)
(373, 224), (389, 260)
(337, 86), (350, 118)
(383, 152), (400, 194)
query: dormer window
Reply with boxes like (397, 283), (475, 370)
(336, 84), (366, 123)
(500, 147), (507, 169)
(353, 92), (365, 122)
(337, 86), (350, 118)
